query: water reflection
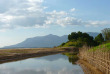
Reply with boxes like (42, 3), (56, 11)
(36, 54), (67, 61)
(0, 53), (84, 74)
(63, 52), (79, 64)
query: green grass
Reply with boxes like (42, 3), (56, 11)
(106, 43), (110, 49)
(89, 42), (110, 52)
(63, 42), (77, 47)
(59, 41), (83, 47)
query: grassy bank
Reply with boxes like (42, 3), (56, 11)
(79, 42), (110, 73)
(89, 42), (110, 52)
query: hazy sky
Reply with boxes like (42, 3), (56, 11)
(0, 0), (110, 47)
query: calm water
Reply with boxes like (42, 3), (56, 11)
(0, 53), (84, 74)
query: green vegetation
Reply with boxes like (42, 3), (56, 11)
(60, 31), (97, 47)
(89, 42), (110, 52)
(59, 28), (110, 48)
(88, 28), (110, 52)
(59, 28), (110, 53)
(60, 40), (83, 47)
(102, 28), (110, 41)
(94, 33), (104, 45)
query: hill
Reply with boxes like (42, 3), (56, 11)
(3, 32), (99, 48)
(4, 34), (68, 48)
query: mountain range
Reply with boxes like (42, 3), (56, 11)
(4, 34), (68, 48)
(4, 32), (99, 48)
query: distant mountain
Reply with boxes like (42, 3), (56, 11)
(87, 32), (99, 38)
(4, 34), (68, 48)
(3, 32), (99, 49)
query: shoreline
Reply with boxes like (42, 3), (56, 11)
(0, 48), (68, 64)
(77, 53), (103, 74)
(0, 47), (104, 74)
(78, 60), (103, 74)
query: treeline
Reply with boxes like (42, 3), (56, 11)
(60, 28), (110, 47)
(102, 28), (110, 41)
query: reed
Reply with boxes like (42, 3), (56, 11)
(79, 45), (110, 74)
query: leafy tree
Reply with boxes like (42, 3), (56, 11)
(77, 31), (83, 37)
(94, 33), (104, 45)
(68, 32), (78, 40)
(102, 28), (110, 41)
(68, 31), (84, 40)
(68, 31), (95, 46)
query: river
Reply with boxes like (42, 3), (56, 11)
(0, 53), (84, 74)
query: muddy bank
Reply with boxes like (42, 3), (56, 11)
(78, 60), (103, 74)
(0, 48), (68, 64)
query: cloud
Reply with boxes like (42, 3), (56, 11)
(70, 8), (76, 12)
(0, 66), (83, 74)
(0, 0), (109, 31)
(86, 21), (110, 27)
(0, 0), (47, 30)
(56, 17), (83, 26)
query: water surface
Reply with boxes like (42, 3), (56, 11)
(0, 53), (84, 74)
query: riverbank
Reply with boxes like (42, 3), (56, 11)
(78, 60), (103, 74)
(78, 44), (110, 74)
(0, 48), (68, 64)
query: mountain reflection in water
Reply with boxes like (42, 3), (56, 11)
(0, 53), (84, 74)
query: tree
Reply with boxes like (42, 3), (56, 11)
(68, 32), (78, 40)
(68, 31), (95, 46)
(94, 33), (104, 45)
(68, 31), (83, 41)
(102, 28), (110, 41)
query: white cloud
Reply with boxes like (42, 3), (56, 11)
(56, 17), (83, 26)
(85, 21), (110, 27)
(0, 0), (47, 30)
(0, 0), (109, 31)
(70, 8), (76, 12)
